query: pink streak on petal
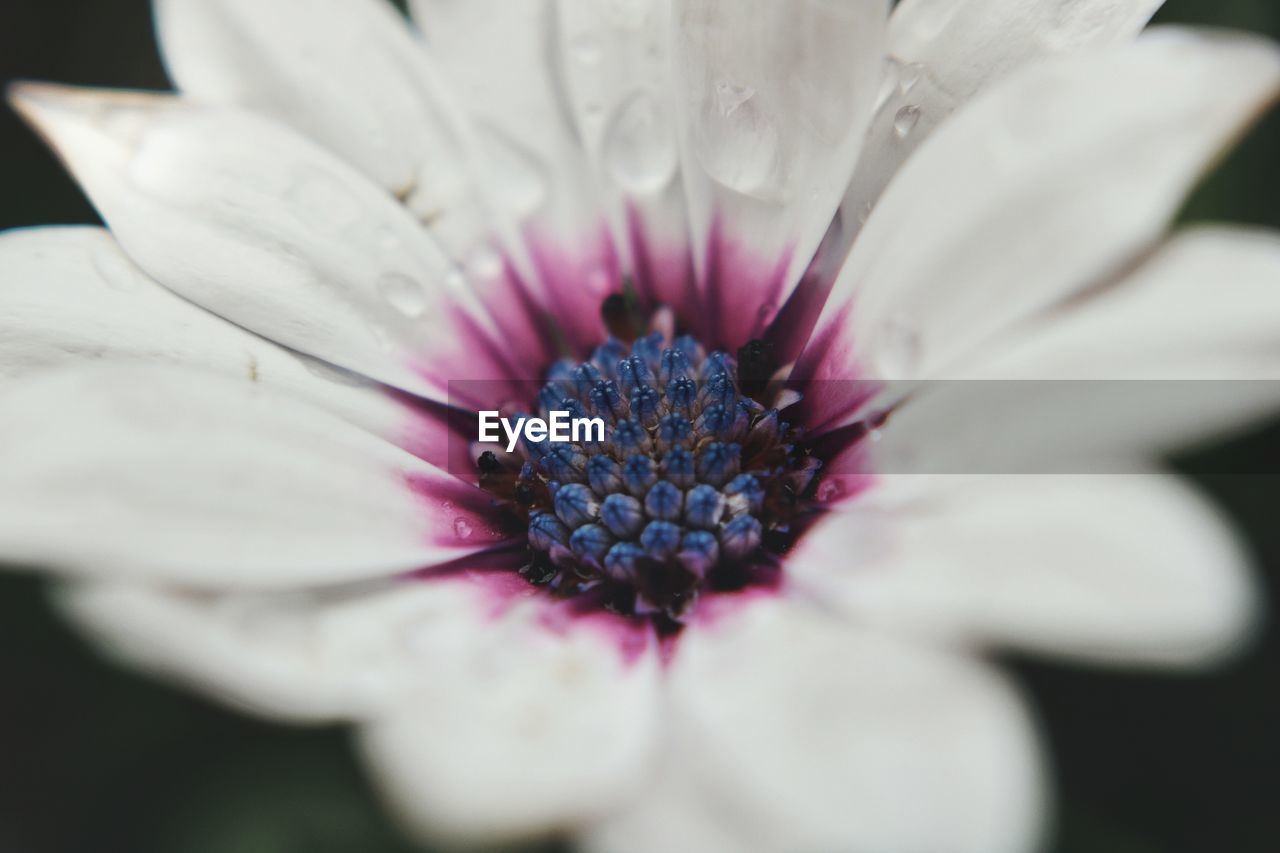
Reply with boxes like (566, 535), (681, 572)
(789, 302), (881, 436)
(405, 471), (521, 552)
(410, 562), (661, 666)
(767, 216), (853, 365)
(389, 390), (486, 484)
(408, 304), (540, 410)
(406, 545), (531, 584)
(538, 598), (658, 668)
(625, 204), (698, 325)
(469, 251), (564, 375)
(526, 222), (621, 357)
(701, 216), (793, 351)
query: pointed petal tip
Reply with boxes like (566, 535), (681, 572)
(6, 80), (176, 135)
(6, 79), (62, 127)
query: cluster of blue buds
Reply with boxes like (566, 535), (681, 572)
(478, 326), (822, 621)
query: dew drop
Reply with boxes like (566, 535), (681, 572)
(92, 248), (143, 292)
(377, 272), (428, 318)
(893, 105), (922, 139)
(697, 79), (783, 200)
(714, 79), (756, 117)
(454, 517), (474, 540)
(602, 90), (679, 194)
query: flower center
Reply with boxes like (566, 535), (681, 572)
(476, 301), (823, 623)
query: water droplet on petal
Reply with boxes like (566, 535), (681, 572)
(893, 105), (921, 139)
(714, 79), (756, 117)
(602, 90), (679, 194)
(454, 517), (474, 540)
(378, 272), (428, 318)
(696, 79), (783, 200)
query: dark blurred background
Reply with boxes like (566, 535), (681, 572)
(1, 1), (1278, 851)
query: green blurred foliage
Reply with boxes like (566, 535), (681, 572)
(1, 1), (1279, 852)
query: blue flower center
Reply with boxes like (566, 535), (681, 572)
(477, 325), (821, 622)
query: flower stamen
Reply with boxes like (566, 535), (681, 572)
(476, 301), (822, 622)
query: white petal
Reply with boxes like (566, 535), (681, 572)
(672, 0), (887, 346)
(788, 474), (1259, 667)
(410, 0), (593, 229)
(798, 29), (1280, 430)
(842, 0), (1164, 225)
(584, 598), (1045, 853)
(155, 0), (474, 208)
(0, 363), (511, 587)
(161, 0), (594, 363)
(968, 225), (1280, 383)
(55, 579), (484, 722)
(358, 579), (662, 845)
(9, 83), (512, 401)
(556, 0), (696, 314)
(410, 0), (622, 353)
(0, 226), (468, 470)
(876, 227), (1280, 470)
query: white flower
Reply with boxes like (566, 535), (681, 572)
(2, 0), (1278, 850)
